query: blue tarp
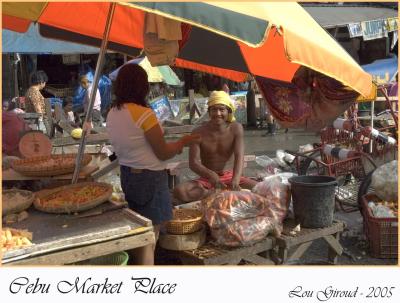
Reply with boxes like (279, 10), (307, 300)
(2, 23), (99, 54)
(362, 56), (398, 84)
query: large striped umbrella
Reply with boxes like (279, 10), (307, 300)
(3, 1), (372, 96)
(2, 2), (374, 182)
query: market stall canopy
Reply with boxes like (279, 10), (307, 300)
(303, 5), (398, 29)
(2, 23), (99, 54)
(2, 1), (373, 97)
(109, 57), (181, 86)
(362, 56), (398, 84)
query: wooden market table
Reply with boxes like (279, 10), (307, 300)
(164, 237), (275, 265)
(2, 202), (155, 265)
(161, 219), (345, 265)
(171, 236), (276, 265)
(273, 219), (346, 265)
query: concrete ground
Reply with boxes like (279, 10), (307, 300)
(165, 127), (397, 265)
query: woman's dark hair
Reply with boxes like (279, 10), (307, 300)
(113, 64), (149, 109)
(30, 70), (48, 85)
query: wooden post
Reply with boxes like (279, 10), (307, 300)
(369, 100), (375, 153)
(72, 3), (116, 184)
(44, 98), (54, 137)
(13, 54), (20, 97)
(188, 89), (195, 124)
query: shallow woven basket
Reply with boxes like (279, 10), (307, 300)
(2, 189), (35, 216)
(166, 209), (203, 235)
(33, 182), (112, 214)
(11, 153), (92, 177)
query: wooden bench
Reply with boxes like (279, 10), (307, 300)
(162, 236), (275, 265)
(273, 219), (345, 265)
(161, 219), (345, 266)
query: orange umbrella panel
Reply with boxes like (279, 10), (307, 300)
(2, 1), (373, 96)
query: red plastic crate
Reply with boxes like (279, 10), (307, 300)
(361, 194), (398, 259)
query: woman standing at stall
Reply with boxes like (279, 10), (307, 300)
(106, 64), (199, 265)
(25, 70), (49, 131)
(25, 70), (48, 114)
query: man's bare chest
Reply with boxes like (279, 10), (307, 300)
(200, 133), (235, 154)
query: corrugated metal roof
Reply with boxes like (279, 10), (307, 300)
(303, 6), (397, 28)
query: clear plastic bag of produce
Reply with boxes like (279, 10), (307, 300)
(255, 155), (280, 175)
(210, 216), (282, 247)
(275, 149), (293, 170)
(251, 174), (292, 222)
(202, 190), (289, 247)
(367, 201), (397, 218)
(371, 160), (398, 202)
(202, 191), (270, 229)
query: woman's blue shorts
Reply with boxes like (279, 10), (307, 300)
(120, 165), (172, 226)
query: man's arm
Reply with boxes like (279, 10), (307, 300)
(231, 122), (245, 189)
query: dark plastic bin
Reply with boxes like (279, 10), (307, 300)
(289, 175), (338, 228)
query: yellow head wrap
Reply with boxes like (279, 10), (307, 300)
(207, 91), (236, 122)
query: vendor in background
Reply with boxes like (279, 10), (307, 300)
(262, 111), (288, 135)
(79, 75), (103, 127)
(106, 64), (200, 265)
(173, 91), (258, 203)
(25, 70), (49, 131)
(62, 97), (79, 128)
(54, 97), (79, 134)
(263, 113), (277, 136)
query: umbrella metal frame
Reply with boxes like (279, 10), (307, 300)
(72, 3), (116, 183)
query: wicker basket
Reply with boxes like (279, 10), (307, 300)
(166, 209), (203, 235)
(11, 154), (92, 177)
(2, 189), (35, 216)
(33, 182), (112, 214)
(361, 193), (398, 259)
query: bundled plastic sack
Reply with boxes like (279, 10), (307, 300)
(371, 160), (398, 202)
(275, 149), (293, 170)
(203, 191), (271, 229)
(202, 190), (288, 247)
(211, 216), (281, 247)
(255, 155), (280, 175)
(252, 174), (292, 222)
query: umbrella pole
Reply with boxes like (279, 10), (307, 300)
(72, 2), (116, 184)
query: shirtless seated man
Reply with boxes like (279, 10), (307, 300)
(173, 91), (258, 202)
